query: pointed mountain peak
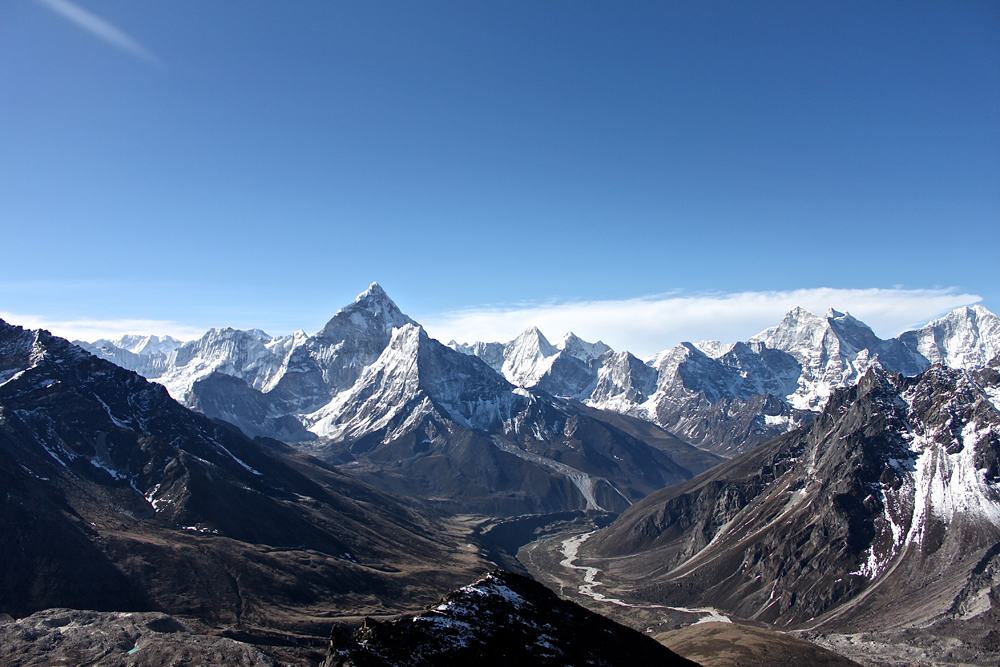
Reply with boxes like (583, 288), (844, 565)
(748, 307), (823, 345)
(510, 325), (554, 351)
(351, 282), (404, 314)
(356, 281), (388, 303)
(558, 331), (613, 361)
(501, 326), (558, 386)
(825, 309), (869, 329)
(786, 306), (821, 321)
(318, 284), (417, 340)
(898, 304), (1000, 370)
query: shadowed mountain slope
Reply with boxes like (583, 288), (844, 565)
(579, 360), (1000, 650)
(0, 319), (493, 640)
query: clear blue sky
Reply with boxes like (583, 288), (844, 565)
(1, 1), (997, 350)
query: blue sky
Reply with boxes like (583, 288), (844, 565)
(1, 1), (997, 354)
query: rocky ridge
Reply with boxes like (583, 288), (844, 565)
(320, 570), (700, 667)
(568, 359), (1000, 662)
(0, 609), (274, 667)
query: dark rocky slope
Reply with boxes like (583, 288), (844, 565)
(576, 361), (1000, 659)
(321, 570), (701, 667)
(299, 324), (722, 516)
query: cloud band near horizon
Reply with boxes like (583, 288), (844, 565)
(418, 287), (982, 358)
(2, 287), (983, 358)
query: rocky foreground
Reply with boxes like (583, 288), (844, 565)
(0, 609), (274, 666)
(321, 570), (700, 667)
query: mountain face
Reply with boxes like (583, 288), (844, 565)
(747, 307), (929, 408)
(169, 283), (416, 414)
(579, 361), (1000, 644)
(80, 286), (721, 516)
(304, 324), (719, 516)
(321, 570), (699, 667)
(451, 328), (614, 401)
(74, 335), (181, 380)
(0, 319), (493, 638)
(898, 305), (1000, 370)
(455, 305), (1000, 457)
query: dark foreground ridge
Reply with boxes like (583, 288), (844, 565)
(322, 569), (701, 667)
(0, 609), (275, 666)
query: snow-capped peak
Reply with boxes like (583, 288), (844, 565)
(744, 307), (887, 409)
(558, 332), (612, 362)
(356, 281), (388, 303)
(317, 283), (417, 340)
(244, 329), (273, 341)
(694, 339), (734, 359)
(507, 326), (557, 357)
(501, 326), (558, 387)
(110, 334), (187, 356)
(898, 304), (1000, 370)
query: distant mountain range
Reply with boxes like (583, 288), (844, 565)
(453, 304), (999, 456)
(76, 284), (722, 516)
(78, 286), (999, 464)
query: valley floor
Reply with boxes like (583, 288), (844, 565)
(514, 516), (997, 667)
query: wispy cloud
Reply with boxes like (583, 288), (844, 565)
(34, 0), (163, 68)
(420, 288), (983, 358)
(0, 312), (202, 343)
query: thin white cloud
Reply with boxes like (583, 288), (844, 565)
(3, 287), (984, 358)
(0, 312), (201, 343)
(34, 0), (163, 68)
(420, 288), (983, 358)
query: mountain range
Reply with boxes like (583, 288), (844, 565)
(79, 287), (1000, 465)
(454, 304), (999, 456)
(78, 284), (722, 516)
